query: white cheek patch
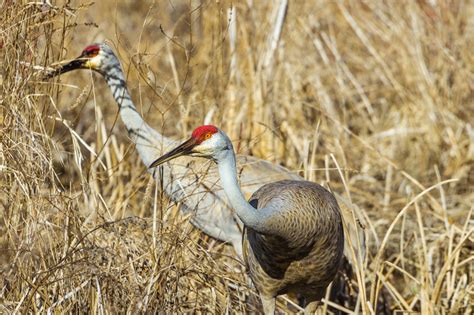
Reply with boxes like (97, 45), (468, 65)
(193, 142), (213, 156)
(193, 134), (224, 156)
(197, 145), (212, 155)
(88, 58), (101, 69)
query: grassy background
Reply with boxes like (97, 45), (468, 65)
(1, 0), (473, 313)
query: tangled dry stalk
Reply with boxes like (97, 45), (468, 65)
(1, 0), (473, 313)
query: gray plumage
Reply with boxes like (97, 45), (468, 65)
(149, 127), (345, 314)
(244, 181), (344, 313)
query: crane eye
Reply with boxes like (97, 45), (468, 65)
(204, 133), (212, 140)
(82, 45), (100, 58)
(86, 49), (99, 57)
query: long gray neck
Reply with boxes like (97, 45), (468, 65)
(102, 63), (172, 166)
(217, 148), (269, 233)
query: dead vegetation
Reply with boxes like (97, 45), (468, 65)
(1, 0), (473, 313)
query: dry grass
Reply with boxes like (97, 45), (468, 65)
(1, 0), (473, 313)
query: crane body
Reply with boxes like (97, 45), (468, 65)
(149, 125), (345, 314)
(244, 181), (344, 310)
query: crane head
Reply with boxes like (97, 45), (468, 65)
(149, 125), (232, 168)
(45, 43), (117, 78)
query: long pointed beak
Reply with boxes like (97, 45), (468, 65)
(44, 57), (88, 79)
(149, 137), (198, 169)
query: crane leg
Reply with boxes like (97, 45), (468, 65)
(303, 301), (320, 314)
(232, 239), (244, 261)
(260, 294), (275, 315)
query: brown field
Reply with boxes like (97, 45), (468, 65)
(1, 0), (473, 313)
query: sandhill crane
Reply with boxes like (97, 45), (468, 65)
(45, 42), (304, 257)
(149, 125), (345, 314)
(46, 44), (365, 285)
